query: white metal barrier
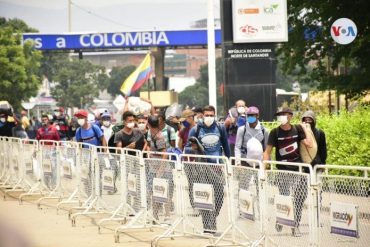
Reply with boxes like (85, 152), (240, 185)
(19, 139), (45, 203)
(1, 137), (370, 247)
(314, 165), (370, 247)
(1, 138), (24, 197)
(98, 148), (141, 232)
(263, 160), (314, 247)
(229, 157), (265, 246)
(56, 141), (80, 211)
(114, 151), (180, 243)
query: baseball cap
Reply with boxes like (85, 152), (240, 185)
(246, 106), (259, 115)
(275, 107), (293, 116)
(101, 111), (111, 119)
(74, 109), (89, 118)
(179, 109), (194, 121)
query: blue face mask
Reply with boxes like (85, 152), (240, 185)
(182, 120), (190, 128)
(247, 116), (257, 124)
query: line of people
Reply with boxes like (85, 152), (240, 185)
(0, 98), (327, 237)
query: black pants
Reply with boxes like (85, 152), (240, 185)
(186, 164), (224, 232)
(277, 173), (308, 227)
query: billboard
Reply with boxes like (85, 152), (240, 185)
(22, 30), (222, 50)
(232, 0), (288, 43)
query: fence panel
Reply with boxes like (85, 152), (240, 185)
(21, 139), (40, 189)
(229, 157), (264, 245)
(2, 138), (23, 189)
(96, 149), (122, 211)
(144, 151), (180, 225)
(77, 143), (95, 204)
(315, 165), (370, 247)
(263, 161), (314, 247)
(0, 137), (9, 183)
(39, 140), (60, 193)
(180, 154), (232, 240)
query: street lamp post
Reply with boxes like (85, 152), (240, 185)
(207, 0), (217, 112)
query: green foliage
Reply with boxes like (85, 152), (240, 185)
(0, 18), (41, 110)
(278, 1), (370, 98)
(51, 59), (106, 108)
(107, 66), (136, 96)
(39, 52), (70, 82)
(317, 106), (370, 169)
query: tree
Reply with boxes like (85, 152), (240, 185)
(0, 18), (41, 110)
(51, 59), (106, 108)
(107, 65), (136, 96)
(278, 1), (370, 98)
(39, 52), (70, 82)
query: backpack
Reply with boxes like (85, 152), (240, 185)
(108, 122), (124, 149)
(241, 123), (266, 151)
(76, 124), (102, 146)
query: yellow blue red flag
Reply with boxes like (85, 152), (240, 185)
(120, 53), (151, 96)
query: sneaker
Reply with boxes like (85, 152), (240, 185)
(291, 227), (302, 237)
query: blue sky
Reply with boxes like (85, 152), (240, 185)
(0, 0), (220, 33)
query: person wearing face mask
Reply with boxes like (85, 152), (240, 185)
(100, 111), (113, 144)
(191, 107), (204, 124)
(114, 111), (145, 152)
(178, 109), (196, 151)
(185, 105), (230, 234)
(263, 107), (313, 237)
(0, 113), (16, 137)
(224, 100), (247, 156)
(74, 110), (107, 147)
(52, 107), (69, 141)
(36, 114), (60, 143)
(301, 110), (327, 166)
(235, 106), (269, 165)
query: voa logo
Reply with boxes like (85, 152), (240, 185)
(330, 18), (357, 45)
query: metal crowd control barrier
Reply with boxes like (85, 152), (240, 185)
(314, 165), (370, 247)
(229, 157), (265, 247)
(162, 154), (236, 247)
(1, 138), (24, 198)
(0, 137), (10, 185)
(70, 143), (98, 225)
(114, 151), (181, 243)
(36, 140), (62, 208)
(98, 148), (140, 233)
(19, 139), (45, 203)
(55, 141), (80, 212)
(263, 160), (314, 247)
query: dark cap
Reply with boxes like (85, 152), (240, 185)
(275, 107), (293, 116)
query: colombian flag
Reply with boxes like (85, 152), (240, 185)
(120, 53), (151, 96)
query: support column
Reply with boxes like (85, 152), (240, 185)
(151, 47), (165, 91)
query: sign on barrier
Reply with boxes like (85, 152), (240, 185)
(102, 169), (115, 192)
(152, 177), (169, 203)
(62, 158), (73, 179)
(330, 202), (359, 238)
(239, 189), (255, 220)
(127, 173), (137, 196)
(275, 194), (295, 227)
(193, 183), (215, 211)
(43, 159), (52, 175)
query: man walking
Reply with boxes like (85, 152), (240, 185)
(263, 107), (313, 237)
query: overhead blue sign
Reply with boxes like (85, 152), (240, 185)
(23, 30), (222, 50)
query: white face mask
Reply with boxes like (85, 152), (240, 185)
(102, 121), (110, 127)
(54, 112), (60, 117)
(0, 118), (6, 123)
(237, 106), (245, 114)
(138, 123), (146, 131)
(77, 119), (85, 126)
(126, 122), (135, 129)
(55, 125), (60, 131)
(277, 115), (288, 125)
(204, 116), (215, 127)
